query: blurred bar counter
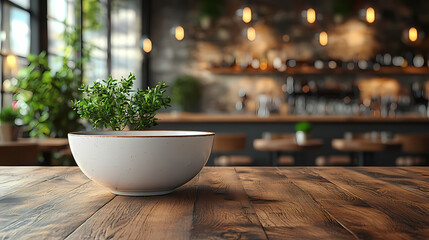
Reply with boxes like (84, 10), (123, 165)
(156, 113), (429, 123)
(155, 113), (429, 166)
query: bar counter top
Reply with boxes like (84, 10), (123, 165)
(156, 112), (429, 123)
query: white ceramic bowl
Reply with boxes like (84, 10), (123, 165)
(68, 130), (214, 196)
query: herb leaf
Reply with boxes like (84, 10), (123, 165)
(73, 73), (170, 130)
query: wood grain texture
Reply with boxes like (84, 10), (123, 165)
(236, 167), (356, 240)
(401, 167), (429, 179)
(190, 167), (267, 240)
(312, 167), (429, 238)
(1, 167), (429, 239)
(0, 168), (88, 229)
(66, 176), (199, 240)
(351, 167), (429, 198)
(278, 167), (420, 239)
(0, 167), (72, 197)
(0, 179), (115, 239)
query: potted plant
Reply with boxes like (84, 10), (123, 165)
(171, 75), (202, 112)
(69, 73), (214, 196)
(295, 121), (312, 145)
(0, 103), (21, 142)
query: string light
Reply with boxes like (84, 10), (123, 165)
(307, 8), (316, 24)
(247, 27), (256, 41)
(409, 27), (418, 42)
(242, 7), (252, 23)
(319, 31), (328, 46)
(175, 26), (184, 41)
(366, 7), (375, 23)
(142, 38), (152, 53)
(6, 55), (17, 68)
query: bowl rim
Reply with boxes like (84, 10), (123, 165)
(68, 130), (215, 138)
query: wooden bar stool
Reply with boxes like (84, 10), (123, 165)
(211, 133), (252, 166)
(394, 134), (429, 165)
(253, 133), (323, 166)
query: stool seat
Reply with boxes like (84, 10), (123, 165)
(394, 134), (429, 154)
(212, 134), (246, 152)
(332, 139), (402, 152)
(254, 138), (323, 152)
(212, 133), (252, 166)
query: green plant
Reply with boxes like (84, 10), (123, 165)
(0, 106), (18, 124)
(13, 0), (102, 138)
(73, 73), (171, 131)
(295, 122), (312, 133)
(171, 75), (202, 112)
(14, 52), (83, 137)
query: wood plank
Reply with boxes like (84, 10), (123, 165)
(190, 167), (267, 239)
(0, 181), (115, 239)
(0, 168), (89, 228)
(313, 167), (429, 238)
(400, 167), (429, 179)
(235, 167), (355, 240)
(0, 167), (72, 197)
(278, 167), (421, 239)
(351, 167), (429, 198)
(66, 175), (200, 240)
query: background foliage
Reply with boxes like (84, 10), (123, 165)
(13, 0), (101, 138)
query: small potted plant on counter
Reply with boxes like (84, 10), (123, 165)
(69, 73), (214, 196)
(171, 75), (202, 112)
(0, 102), (21, 142)
(295, 121), (312, 145)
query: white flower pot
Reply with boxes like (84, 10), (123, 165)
(68, 130), (215, 196)
(295, 131), (310, 145)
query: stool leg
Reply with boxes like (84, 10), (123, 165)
(357, 152), (365, 166)
(271, 151), (279, 166)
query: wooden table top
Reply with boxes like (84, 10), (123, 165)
(1, 167), (428, 239)
(332, 138), (402, 152)
(254, 138), (324, 151)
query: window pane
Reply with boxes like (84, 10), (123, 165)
(66, 2), (76, 25)
(9, 0), (30, 9)
(48, 0), (67, 22)
(83, 1), (107, 49)
(85, 57), (107, 83)
(10, 7), (30, 56)
(111, 0), (142, 88)
(48, 20), (66, 55)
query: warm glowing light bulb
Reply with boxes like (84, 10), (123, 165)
(409, 27), (418, 42)
(319, 31), (328, 46)
(260, 59), (268, 70)
(247, 27), (256, 41)
(143, 38), (152, 53)
(175, 26), (184, 41)
(242, 7), (252, 23)
(366, 7), (375, 23)
(6, 55), (17, 68)
(307, 8), (316, 24)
